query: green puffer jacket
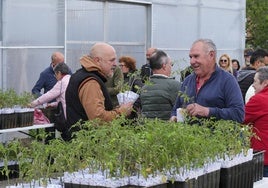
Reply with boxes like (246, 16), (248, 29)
(105, 66), (123, 107)
(140, 75), (181, 120)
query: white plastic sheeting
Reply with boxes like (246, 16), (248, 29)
(0, 0), (246, 94)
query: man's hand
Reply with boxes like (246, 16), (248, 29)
(170, 116), (177, 122)
(119, 102), (133, 116)
(186, 103), (209, 117)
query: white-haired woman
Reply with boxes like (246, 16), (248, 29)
(30, 63), (71, 118)
(244, 66), (268, 177)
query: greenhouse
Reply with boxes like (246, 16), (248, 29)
(0, 0), (246, 94)
(2, 0), (267, 188)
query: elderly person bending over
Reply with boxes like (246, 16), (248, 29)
(30, 62), (71, 118)
(32, 52), (65, 98)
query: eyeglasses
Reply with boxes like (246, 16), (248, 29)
(54, 71), (62, 78)
(119, 64), (126, 67)
(165, 62), (174, 67)
(259, 60), (266, 65)
(220, 59), (228, 63)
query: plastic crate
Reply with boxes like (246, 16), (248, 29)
(219, 160), (253, 188)
(125, 184), (167, 188)
(0, 164), (19, 181)
(64, 183), (167, 188)
(167, 178), (197, 188)
(0, 113), (17, 129)
(167, 170), (220, 188)
(16, 111), (34, 127)
(252, 150), (265, 182)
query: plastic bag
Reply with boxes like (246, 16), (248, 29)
(33, 108), (50, 124)
(117, 90), (139, 105)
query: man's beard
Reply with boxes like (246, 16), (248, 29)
(107, 66), (116, 78)
(107, 72), (114, 78)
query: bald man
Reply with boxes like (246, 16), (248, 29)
(64, 42), (133, 141)
(140, 47), (157, 83)
(32, 51), (65, 98)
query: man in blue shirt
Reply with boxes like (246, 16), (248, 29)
(170, 39), (244, 123)
(32, 52), (65, 98)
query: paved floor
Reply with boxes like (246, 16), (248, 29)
(0, 131), (29, 143)
(254, 178), (268, 188)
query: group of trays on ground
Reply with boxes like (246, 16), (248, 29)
(64, 150), (265, 188)
(0, 138), (265, 188)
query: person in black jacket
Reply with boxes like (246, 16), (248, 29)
(63, 42), (133, 141)
(119, 56), (144, 93)
(119, 56), (144, 120)
(238, 49), (268, 103)
(140, 47), (157, 83)
(180, 66), (193, 82)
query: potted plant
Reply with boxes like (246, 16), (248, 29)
(0, 89), (34, 129)
(0, 142), (19, 184)
(1, 117), (255, 188)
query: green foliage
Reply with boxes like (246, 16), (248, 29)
(246, 0), (268, 49)
(17, 91), (35, 107)
(0, 117), (253, 185)
(0, 89), (34, 108)
(119, 70), (143, 94)
(171, 58), (190, 80)
(0, 143), (12, 184)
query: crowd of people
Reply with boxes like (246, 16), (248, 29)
(30, 39), (268, 176)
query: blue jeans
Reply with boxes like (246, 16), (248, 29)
(264, 165), (268, 177)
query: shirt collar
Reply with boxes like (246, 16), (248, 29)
(152, 74), (169, 78)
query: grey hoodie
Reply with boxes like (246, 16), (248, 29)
(237, 68), (255, 82)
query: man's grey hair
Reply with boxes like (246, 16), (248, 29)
(256, 66), (268, 84)
(193, 38), (217, 56)
(149, 50), (169, 70)
(53, 62), (70, 75)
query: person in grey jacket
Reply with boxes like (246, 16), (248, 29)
(140, 50), (181, 120)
